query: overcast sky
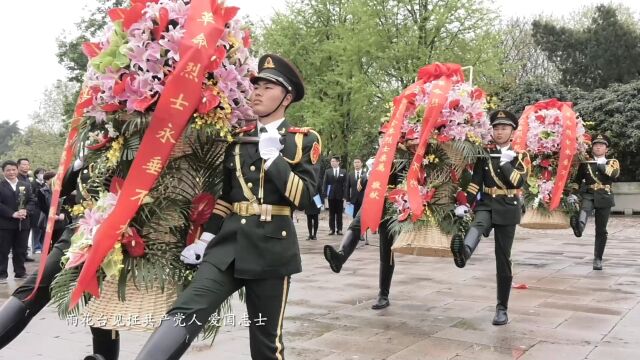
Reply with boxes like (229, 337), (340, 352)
(1, 0), (638, 129)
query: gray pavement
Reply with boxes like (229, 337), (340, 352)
(1, 213), (639, 359)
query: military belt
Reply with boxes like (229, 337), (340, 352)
(589, 184), (611, 191)
(232, 202), (291, 221)
(483, 187), (517, 197)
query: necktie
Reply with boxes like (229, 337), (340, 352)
(334, 169), (338, 178)
(259, 126), (267, 134)
(356, 171), (359, 181)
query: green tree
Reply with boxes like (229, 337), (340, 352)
(574, 80), (640, 181)
(258, 0), (505, 165)
(532, 4), (640, 90)
(496, 79), (584, 117)
(29, 80), (79, 134)
(0, 121), (21, 157)
(5, 128), (66, 170)
(56, 0), (127, 84)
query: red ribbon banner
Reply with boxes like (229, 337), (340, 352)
(24, 87), (94, 302)
(360, 81), (423, 234)
(68, 0), (237, 307)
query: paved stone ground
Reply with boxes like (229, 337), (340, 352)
(1, 213), (639, 359)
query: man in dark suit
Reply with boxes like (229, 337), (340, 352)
(450, 110), (529, 326)
(16, 158), (35, 262)
(323, 156), (347, 235)
(0, 160), (36, 282)
(345, 157), (366, 216)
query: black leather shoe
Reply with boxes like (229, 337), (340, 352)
(371, 296), (390, 310)
(14, 274), (26, 279)
(84, 355), (106, 360)
(492, 305), (508, 325)
(324, 245), (345, 273)
(570, 215), (582, 237)
(593, 258), (603, 270)
(328, 231), (335, 235)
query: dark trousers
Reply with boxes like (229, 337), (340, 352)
(353, 201), (362, 221)
(0, 228), (30, 278)
(580, 198), (611, 259)
(12, 226), (72, 305)
(469, 211), (515, 277)
(6, 226), (119, 356)
(306, 214), (318, 237)
(328, 198), (343, 232)
(378, 219), (395, 297)
(167, 261), (291, 360)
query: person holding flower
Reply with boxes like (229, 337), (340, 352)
(450, 110), (530, 326)
(568, 134), (620, 270)
(0, 160), (36, 283)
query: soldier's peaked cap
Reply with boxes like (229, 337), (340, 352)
(489, 109), (518, 129)
(251, 54), (305, 103)
(592, 133), (610, 146)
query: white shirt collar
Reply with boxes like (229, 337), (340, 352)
(6, 178), (18, 191)
(498, 144), (511, 152)
(258, 118), (285, 135)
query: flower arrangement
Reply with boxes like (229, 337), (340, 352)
(514, 99), (589, 213)
(50, 0), (255, 333)
(377, 67), (492, 235)
(82, 0), (255, 136)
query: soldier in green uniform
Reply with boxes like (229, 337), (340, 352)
(450, 110), (529, 326)
(568, 134), (620, 270)
(136, 54), (321, 360)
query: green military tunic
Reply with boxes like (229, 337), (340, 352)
(203, 119), (321, 278)
(466, 145), (529, 225)
(570, 159), (620, 208)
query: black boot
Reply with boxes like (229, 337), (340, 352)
(594, 229), (607, 269)
(593, 258), (603, 270)
(571, 210), (587, 238)
(84, 355), (106, 360)
(372, 261), (394, 310)
(324, 230), (359, 273)
(86, 327), (119, 360)
(0, 297), (31, 349)
(451, 227), (482, 268)
(136, 319), (193, 360)
(492, 275), (512, 326)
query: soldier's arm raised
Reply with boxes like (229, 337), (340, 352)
(500, 152), (529, 188)
(266, 131), (322, 211)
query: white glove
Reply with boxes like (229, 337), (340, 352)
(596, 157), (607, 165)
(454, 205), (470, 218)
(259, 132), (283, 161)
(566, 194), (579, 204)
(72, 158), (84, 171)
(500, 150), (517, 164)
(180, 233), (214, 265)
